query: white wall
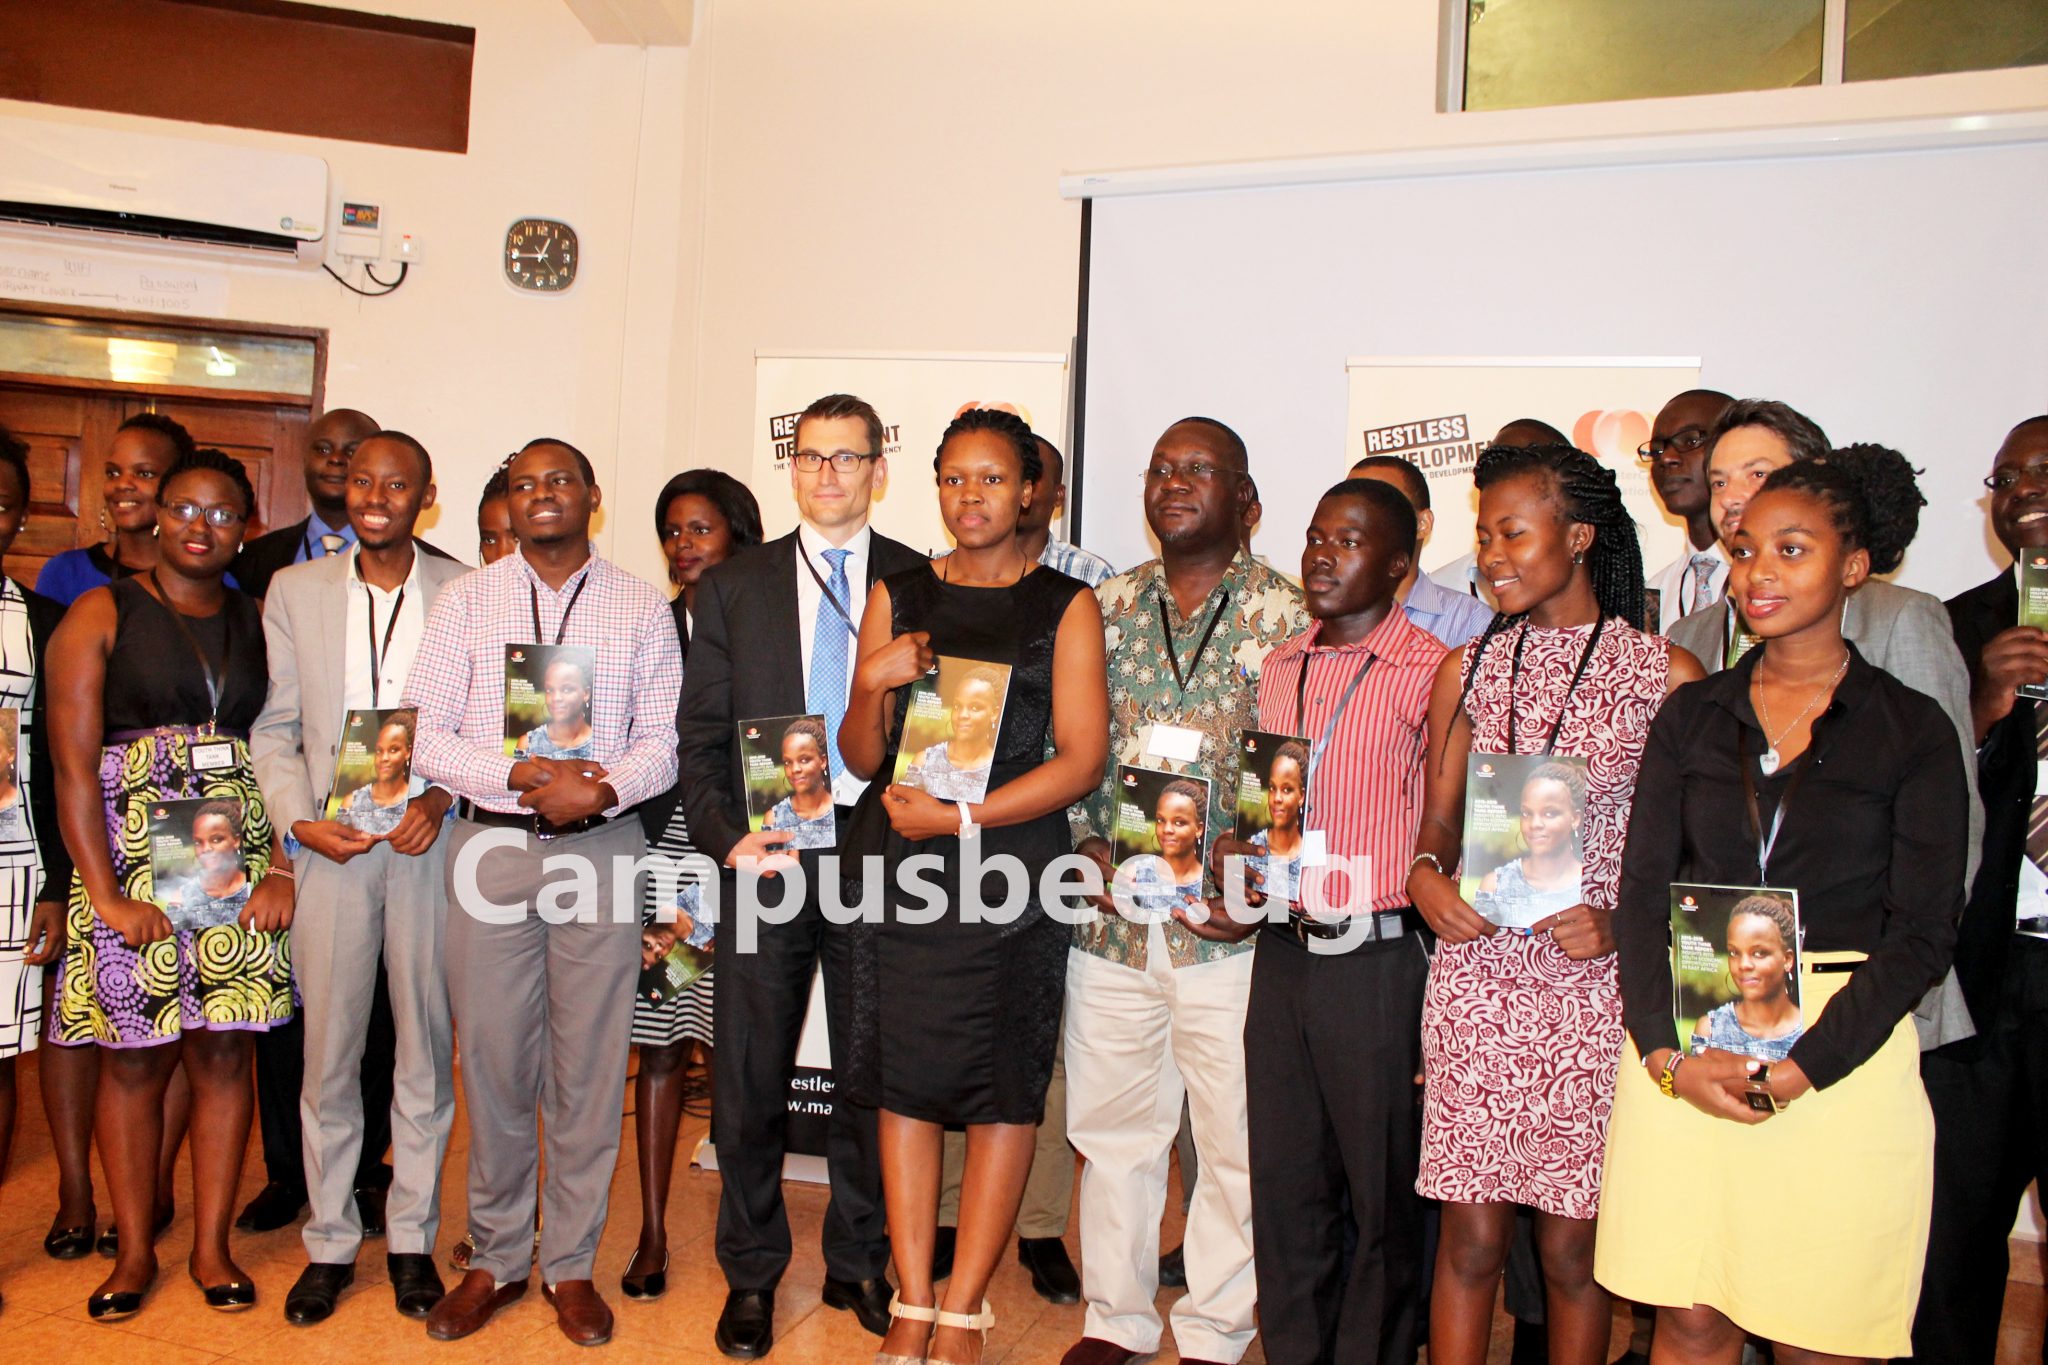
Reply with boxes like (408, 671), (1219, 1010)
(0, 0), (688, 581)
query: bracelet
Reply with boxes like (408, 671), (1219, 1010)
(1657, 1050), (1686, 1099)
(264, 866), (296, 880)
(1410, 852), (1445, 878)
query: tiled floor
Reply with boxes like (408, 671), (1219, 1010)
(0, 1048), (2040, 1362)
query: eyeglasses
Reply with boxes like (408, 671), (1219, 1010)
(1985, 461), (2048, 492)
(792, 451), (877, 474)
(162, 500), (244, 528)
(1142, 460), (1238, 485)
(1637, 429), (1710, 462)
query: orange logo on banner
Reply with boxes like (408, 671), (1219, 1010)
(1572, 409), (1651, 463)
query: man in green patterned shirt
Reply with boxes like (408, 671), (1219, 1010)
(1061, 418), (1308, 1365)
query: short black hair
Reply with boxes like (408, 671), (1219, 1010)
(514, 437), (596, 486)
(161, 448), (256, 518)
(1801, 443), (1925, 575)
(1497, 418), (1569, 446)
(1710, 399), (1831, 463)
(1170, 416), (1249, 472)
(1321, 476), (1421, 555)
(0, 423), (27, 505)
(1349, 454), (1430, 511)
(1033, 434), (1065, 488)
(797, 393), (886, 460)
(934, 407), (1043, 485)
(655, 468), (765, 550)
(117, 411), (197, 461)
(359, 429), (433, 486)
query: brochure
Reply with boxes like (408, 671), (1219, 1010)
(503, 643), (597, 761)
(1725, 606), (1762, 670)
(147, 796), (251, 933)
(326, 707), (421, 836)
(638, 882), (716, 1005)
(1461, 753), (1590, 930)
(2021, 550), (2048, 699)
(889, 655), (1013, 804)
(737, 713), (837, 851)
(1234, 728), (1309, 905)
(1671, 882), (1804, 1063)
(1113, 763), (1212, 921)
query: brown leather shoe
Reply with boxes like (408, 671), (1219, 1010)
(543, 1278), (615, 1347)
(1060, 1339), (1141, 1365)
(423, 1269), (528, 1341)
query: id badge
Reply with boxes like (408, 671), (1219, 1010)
(1298, 828), (1329, 867)
(1143, 723), (1204, 764)
(191, 741), (236, 772)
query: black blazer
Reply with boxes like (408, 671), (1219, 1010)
(231, 520), (457, 602)
(678, 529), (925, 865)
(638, 596), (690, 842)
(19, 583), (73, 905)
(1946, 569), (2030, 1048)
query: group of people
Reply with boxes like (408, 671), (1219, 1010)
(0, 382), (2037, 1365)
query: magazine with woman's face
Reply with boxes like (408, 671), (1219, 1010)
(146, 796), (250, 933)
(504, 643), (598, 761)
(1460, 753), (1590, 930)
(1235, 728), (1309, 905)
(1672, 882), (1805, 1064)
(326, 707), (421, 835)
(1112, 763), (1212, 923)
(737, 713), (836, 851)
(890, 655), (1013, 804)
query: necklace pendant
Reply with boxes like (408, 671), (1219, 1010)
(1758, 748), (1781, 777)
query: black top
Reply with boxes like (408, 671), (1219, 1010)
(103, 577), (267, 734)
(14, 581), (72, 903)
(1615, 642), (1966, 1090)
(637, 595), (691, 841)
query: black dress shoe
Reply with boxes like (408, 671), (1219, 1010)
(621, 1250), (669, 1301)
(931, 1224), (957, 1281)
(821, 1275), (892, 1336)
(1158, 1243), (1187, 1288)
(387, 1252), (444, 1319)
(235, 1182), (306, 1233)
(96, 1204), (174, 1259)
(354, 1186), (387, 1238)
(1018, 1236), (1081, 1305)
(87, 1288), (147, 1321)
(715, 1287), (775, 1358)
(191, 1269), (258, 1312)
(44, 1219), (95, 1260)
(284, 1262), (354, 1325)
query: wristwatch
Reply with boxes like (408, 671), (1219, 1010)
(958, 801), (980, 840)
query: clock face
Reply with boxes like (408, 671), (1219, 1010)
(504, 218), (578, 293)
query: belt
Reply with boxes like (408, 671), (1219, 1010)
(1271, 906), (1418, 945)
(2017, 915), (2048, 938)
(455, 798), (615, 842)
(105, 724), (249, 744)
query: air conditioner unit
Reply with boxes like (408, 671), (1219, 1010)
(0, 113), (328, 261)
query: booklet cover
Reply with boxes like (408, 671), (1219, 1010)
(890, 655), (1013, 804)
(504, 643), (598, 761)
(325, 707), (422, 836)
(1725, 607), (1763, 670)
(1671, 882), (1804, 1062)
(147, 797), (251, 933)
(638, 882), (716, 1005)
(1234, 728), (1309, 905)
(0, 707), (24, 844)
(1113, 763), (1213, 920)
(2021, 550), (2048, 699)
(1461, 753), (1589, 930)
(737, 713), (837, 851)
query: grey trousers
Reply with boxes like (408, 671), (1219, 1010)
(296, 837), (454, 1262)
(443, 816), (645, 1284)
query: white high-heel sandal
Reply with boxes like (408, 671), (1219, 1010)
(874, 1292), (938, 1365)
(927, 1301), (995, 1364)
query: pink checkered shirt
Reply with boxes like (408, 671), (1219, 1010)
(405, 546), (682, 815)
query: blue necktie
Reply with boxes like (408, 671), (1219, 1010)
(807, 548), (853, 782)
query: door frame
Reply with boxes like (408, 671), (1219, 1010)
(0, 299), (327, 413)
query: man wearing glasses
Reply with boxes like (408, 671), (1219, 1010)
(1637, 389), (1733, 634)
(678, 392), (922, 1358)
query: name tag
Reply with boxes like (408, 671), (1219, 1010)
(2037, 758), (2048, 791)
(1144, 724), (1204, 764)
(1299, 829), (1329, 867)
(192, 742), (236, 772)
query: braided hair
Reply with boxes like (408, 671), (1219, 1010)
(160, 447), (257, 520)
(1801, 443), (1924, 575)
(1448, 443), (1646, 731)
(1753, 458), (1874, 565)
(933, 406), (1042, 485)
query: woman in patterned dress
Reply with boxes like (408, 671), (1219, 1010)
(1407, 442), (1703, 1365)
(0, 428), (74, 1310)
(48, 449), (294, 1320)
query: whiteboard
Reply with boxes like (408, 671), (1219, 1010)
(1076, 140), (2048, 601)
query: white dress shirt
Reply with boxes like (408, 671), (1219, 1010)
(795, 521), (876, 804)
(1648, 540), (1729, 634)
(342, 548), (427, 712)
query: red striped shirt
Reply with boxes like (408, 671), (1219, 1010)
(1255, 607), (1446, 913)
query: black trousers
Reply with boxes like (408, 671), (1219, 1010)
(712, 876), (889, 1289)
(253, 958), (397, 1192)
(1247, 926), (1429, 1365)
(1911, 936), (2048, 1364)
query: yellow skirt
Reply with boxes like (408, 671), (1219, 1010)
(1593, 951), (1931, 1358)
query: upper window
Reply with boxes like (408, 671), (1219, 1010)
(1456, 0), (2047, 112)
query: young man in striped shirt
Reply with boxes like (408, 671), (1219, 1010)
(1232, 476), (1446, 1365)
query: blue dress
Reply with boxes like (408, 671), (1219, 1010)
(1690, 1001), (1801, 1062)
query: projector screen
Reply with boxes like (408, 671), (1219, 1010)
(1074, 139), (2048, 602)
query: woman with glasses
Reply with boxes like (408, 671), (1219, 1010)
(47, 448), (294, 1321)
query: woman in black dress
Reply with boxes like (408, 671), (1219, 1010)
(840, 408), (1108, 1365)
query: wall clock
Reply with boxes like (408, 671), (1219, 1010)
(504, 218), (578, 293)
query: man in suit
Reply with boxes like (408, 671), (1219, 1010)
(1916, 414), (2048, 1363)
(251, 432), (467, 1325)
(233, 408), (378, 602)
(680, 392), (918, 1358)
(1640, 389), (1733, 633)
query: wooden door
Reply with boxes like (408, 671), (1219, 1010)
(0, 382), (308, 591)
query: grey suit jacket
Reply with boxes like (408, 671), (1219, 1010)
(251, 544), (471, 836)
(1669, 578), (1984, 1045)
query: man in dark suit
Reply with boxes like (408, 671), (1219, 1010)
(680, 393), (920, 1359)
(1919, 413), (2048, 1363)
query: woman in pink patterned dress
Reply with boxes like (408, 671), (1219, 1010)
(1406, 442), (1704, 1365)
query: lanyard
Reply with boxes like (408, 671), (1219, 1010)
(800, 544), (859, 640)
(147, 570), (227, 735)
(528, 574), (590, 646)
(1157, 589), (1229, 695)
(1741, 735), (1816, 880)
(365, 584), (406, 708)
(1505, 616), (1605, 757)
(1293, 648), (1376, 822)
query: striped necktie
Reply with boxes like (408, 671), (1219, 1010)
(2028, 700), (2048, 873)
